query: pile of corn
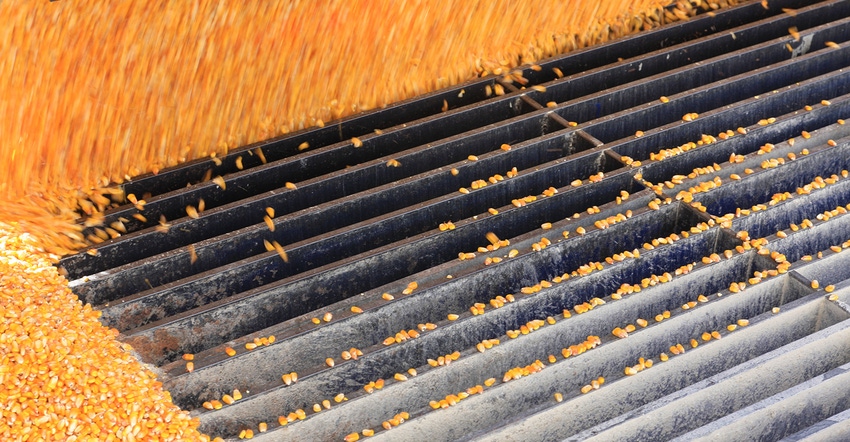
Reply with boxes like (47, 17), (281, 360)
(0, 0), (736, 440)
(0, 223), (208, 441)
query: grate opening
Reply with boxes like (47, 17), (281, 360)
(568, 296), (850, 442)
(577, 35), (850, 143)
(536, 12), (850, 123)
(688, 132), (850, 217)
(72, 122), (590, 305)
(119, 187), (696, 366)
(633, 91), (850, 186)
(92, 144), (631, 328)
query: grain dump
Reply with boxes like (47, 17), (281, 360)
(8, 0), (850, 441)
(54, 0), (850, 440)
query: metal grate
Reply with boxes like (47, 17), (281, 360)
(60, 0), (850, 440)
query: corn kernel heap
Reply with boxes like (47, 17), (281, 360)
(0, 223), (206, 441)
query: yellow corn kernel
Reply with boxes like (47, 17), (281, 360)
(351, 306), (363, 313)
(403, 281), (418, 295)
(263, 215), (275, 232)
(788, 26), (800, 41)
